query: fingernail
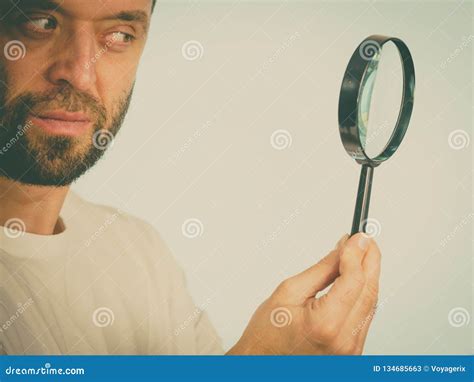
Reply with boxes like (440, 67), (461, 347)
(358, 234), (370, 250)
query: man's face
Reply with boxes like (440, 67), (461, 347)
(0, 0), (152, 186)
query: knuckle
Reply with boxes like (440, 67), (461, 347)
(340, 246), (354, 261)
(275, 278), (293, 296)
(317, 322), (340, 343)
(318, 254), (335, 270)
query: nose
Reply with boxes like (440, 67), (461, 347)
(45, 28), (97, 92)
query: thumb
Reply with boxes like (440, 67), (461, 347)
(275, 234), (349, 304)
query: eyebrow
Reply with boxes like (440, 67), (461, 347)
(8, 0), (63, 13)
(101, 10), (148, 24)
(0, 0), (61, 22)
(99, 10), (149, 32)
(4, 1), (149, 31)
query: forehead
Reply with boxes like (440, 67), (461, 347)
(2, 0), (152, 20)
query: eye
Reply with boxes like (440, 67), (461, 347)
(107, 31), (136, 45)
(22, 16), (58, 34)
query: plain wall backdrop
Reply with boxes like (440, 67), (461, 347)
(73, 0), (472, 354)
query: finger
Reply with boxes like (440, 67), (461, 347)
(273, 234), (349, 304)
(335, 233), (350, 249)
(353, 239), (382, 351)
(354, 304), (377, 354)
(310, 233), (370, 332)
(332, 240), (381, 354)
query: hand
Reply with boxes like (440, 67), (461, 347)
(227, 233), (381, 355)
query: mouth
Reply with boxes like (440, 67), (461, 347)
(30, 110), (93, 137)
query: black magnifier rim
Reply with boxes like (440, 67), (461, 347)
(338, 35), (415, 166)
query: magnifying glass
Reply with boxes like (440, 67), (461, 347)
(338, 35), (415, 236)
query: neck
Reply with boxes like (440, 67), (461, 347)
(0, 177), (69, 236)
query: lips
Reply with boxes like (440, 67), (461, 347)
(30, 110), (93, 137)
(37, 110), (91, 123)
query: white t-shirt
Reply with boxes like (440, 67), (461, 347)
(0, 191), (224, 355)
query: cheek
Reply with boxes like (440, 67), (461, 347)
(96, 48), (141, 91)
(0, 51), (48, 102)
(95, 62), (136, 117)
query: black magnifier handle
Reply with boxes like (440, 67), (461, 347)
(350, 164), (374, 236)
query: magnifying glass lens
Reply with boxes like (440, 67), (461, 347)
(358, 42), (404, 159)
(358, 56), (380, 149)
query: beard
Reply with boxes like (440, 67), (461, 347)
(0, 65), (133, 187)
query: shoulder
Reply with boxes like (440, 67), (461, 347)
(64, 190), (156, 238)
(64, 190), (180, 269)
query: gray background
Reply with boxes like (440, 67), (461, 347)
(73, 0), (473, 354)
